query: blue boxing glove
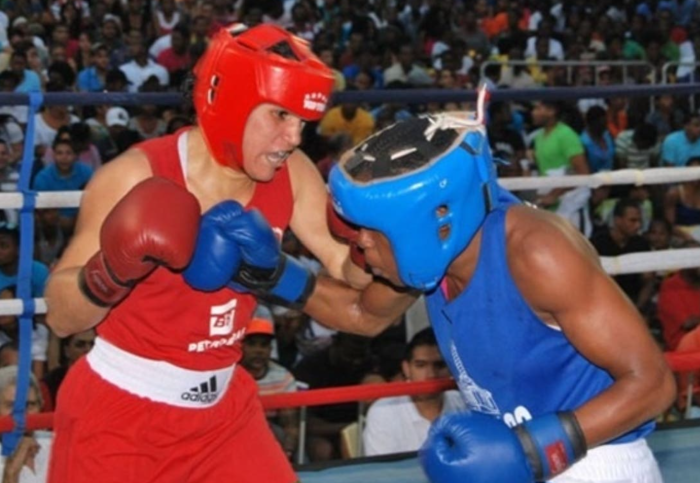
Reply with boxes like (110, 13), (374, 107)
(183, 201), (244, 291)
(225, 208), (316, 310)
(419, 412), (587, 483)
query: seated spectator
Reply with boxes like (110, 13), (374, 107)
(581, 106), (615, 173)
(531, 100), (591, 235)
(0, 285), (49, 381)
(363, 328), (464, 456)
(77, 43), (110, 92)
(128, 103), (166, 141)
(383, 41), (433, 87)
(664, 157), (700, 243)
(119, 30), (169, 93)
(33, 81), (80, 156)
(105, 107), (143, 156)
(241, 317), (299, 461)
(591, 198), (654, 311)
(0, 365), (51, 483)
(42, 328), (95, 410)
(318, 93), (375, 146)
(615, 123), (660, 169)
(32, 138), (94, 234)
(661, 112), (700, 167)
(646, 94), (685, 138)
(676, 325), (700, 417)
(294, 333), (374, 462)
(657, 250), (700, 351)
(155, 22), (191, 79)
(8, 48), (41, 94)
(34, 208), (66, 267)
(0, 341), (19, 368)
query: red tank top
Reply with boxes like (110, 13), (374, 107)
(98, 130), (294, 370)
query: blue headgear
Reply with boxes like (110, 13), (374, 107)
(329, 112), (499, 291)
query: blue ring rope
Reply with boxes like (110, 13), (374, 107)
(1, 92), (43, 456)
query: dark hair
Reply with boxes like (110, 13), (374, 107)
(0, 226), (19, 246)
(613, 198), (640, 218)
(648, 217), (672, 234)
(47, 61), (76, 87)
(52, 137), (74, 152)
(404, 328), (438, 361)
(633, 122), (657, 149)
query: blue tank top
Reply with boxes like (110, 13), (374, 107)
(425, 190), (654, 444)
(675, 201), (700, 226)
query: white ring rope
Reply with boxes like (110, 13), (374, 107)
(499, 166), (700, 191)
(0, 167), (697, 212)
(0, 166), (698, 317)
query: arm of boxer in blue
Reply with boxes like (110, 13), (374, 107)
(183, 200), (315, 309)
(420, 411), (587, 483)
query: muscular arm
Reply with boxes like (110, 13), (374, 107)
(287, 152), (371, 288)
(44, 152), (152, 337)
(304, 276), (418, 337)
(509, 207), (675, 447)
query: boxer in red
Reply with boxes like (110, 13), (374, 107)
(44, 23), (367, 483)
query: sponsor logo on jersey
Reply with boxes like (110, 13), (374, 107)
(209, 299), (237, 336)
(181, 375), (219, 404)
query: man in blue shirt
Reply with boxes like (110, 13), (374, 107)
(661, 112), (700, 166)
(33, 138), (93, 234)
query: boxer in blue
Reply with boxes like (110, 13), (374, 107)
(184, 90), (675, 483)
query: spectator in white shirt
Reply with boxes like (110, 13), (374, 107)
(119, 30), (169, 93)
(363, 328), (464, 456)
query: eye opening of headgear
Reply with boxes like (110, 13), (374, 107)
(268, 41), (301, 61)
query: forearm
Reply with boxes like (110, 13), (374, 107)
(307, 415), (348, 437)
(340, 255), (372, 289)
(573, 366), (675, 447)
(45, 268), (109, 337)
(303, 276), (417, 337)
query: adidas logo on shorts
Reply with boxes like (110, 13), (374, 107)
(180, 376), (220, 404)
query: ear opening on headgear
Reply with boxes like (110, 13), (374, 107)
(207, 75), (219, 105)
(269, 41), (301, 61)
(436, 205), (451, 241)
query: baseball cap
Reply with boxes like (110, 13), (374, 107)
(106, 107), (129, 127)
(246, 318), (274, 337)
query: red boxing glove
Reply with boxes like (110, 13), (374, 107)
(326, 199), (366, 270)
(79, 177), (201, 307)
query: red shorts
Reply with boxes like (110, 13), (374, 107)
(48, 358), (296, 483)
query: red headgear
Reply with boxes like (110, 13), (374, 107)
(193, 24), (335, 169)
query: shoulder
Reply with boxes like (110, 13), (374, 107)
(367, 396), (411, 416)
(505, 205), (601, 293)
(32, 261), (50, 278)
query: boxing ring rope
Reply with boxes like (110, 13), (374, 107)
(2, 84), (700, 460)
(0, 352), (697, 432)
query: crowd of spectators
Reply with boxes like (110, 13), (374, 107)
(0, 0), (699, 471)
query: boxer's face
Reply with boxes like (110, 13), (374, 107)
(241, 103), (305, 181)
(357, 229), (403, 287)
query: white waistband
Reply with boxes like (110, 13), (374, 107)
(86, 337), (235, 409)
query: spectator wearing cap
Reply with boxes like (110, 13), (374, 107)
(100, 13), (128, 70)
(119, 30), (169, 93)
(105, 107), (142, 156)
(241, 317), (299, 460)
(77, 43), (110, 92)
